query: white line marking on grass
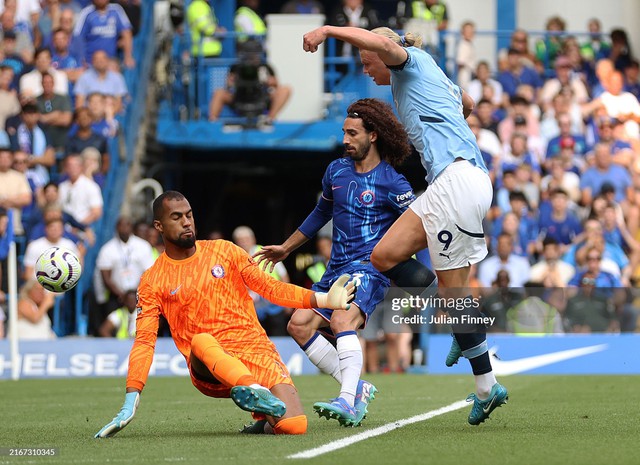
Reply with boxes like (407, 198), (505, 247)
(288, 400), (468, 459)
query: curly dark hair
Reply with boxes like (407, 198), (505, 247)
(346, 98), (412, 168)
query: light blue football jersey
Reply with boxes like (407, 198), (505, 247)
(390, 47), (488, 184)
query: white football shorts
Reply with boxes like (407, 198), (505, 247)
(410, 160), (493, 271)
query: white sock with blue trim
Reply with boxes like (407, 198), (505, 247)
(336, 331), (362, 406)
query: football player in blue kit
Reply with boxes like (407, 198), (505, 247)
(255, 98), (434, 427)
(302, 25), (508, 425)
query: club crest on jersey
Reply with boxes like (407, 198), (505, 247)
(211, 264), (225, 278)
(360, 190), (375, 205)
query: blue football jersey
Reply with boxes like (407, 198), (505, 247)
(390, 47), (487, 184)
(319, 158), (414, 266)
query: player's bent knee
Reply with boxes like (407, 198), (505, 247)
(274, 415), (307, 435)
(370, 245), (394, 272)
(287, 319), (313, 343)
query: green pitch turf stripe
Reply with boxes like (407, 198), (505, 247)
(288, 400), (468, 459)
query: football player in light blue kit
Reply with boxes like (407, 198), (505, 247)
(303, 26), (508, 425)
(255, 99), (428, 427)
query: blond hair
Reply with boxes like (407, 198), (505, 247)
(371, 27), (423, 49)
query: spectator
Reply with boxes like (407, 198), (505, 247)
(74, 0), (134, 67)
(93, 216), (154, 334)
(609, 28), (633, 72)
(80, 146), (105, 188)
(564, 218), (630, 283)
(19, 48), (69, 99)
(540, 89), (584, 144)
(36, 72), (73, 154)
(506, 283), (563, 334)
(539, 55), (589, 113)
(235, 0), (266, 43)
(590, 58), (615, 98)
(580, 18), (611, 65)
(16, 280), (56, 340)
(58, 153), (103, 225)
(44, 8), (84, 65)
(49, 28), (83, 85)
(74, 50), (128, 112)
(466, 114), (497, 182)
(11, 150), (45, 237)
(113, 0), (141, 36)
(232, 225), (291, 336)
(28, 200), (87, 247)
(0, 9), (34, 65)
(85, 92), (118, 138)
(455, 21), (476, 91)
(98, 289), (137, 338)
(478, 232), (531, 288)
(498, 48), (542, 100)
(565, 272), (619, 333)
(545, 112), (588, 159)
(467, 61), (503, 108)
(475, 98), (500, 136)
(589, 116), (634, 168)
(501, 132), (540, 182)
(597, 71), (640, 141)
(538, 188), (582, 252)
(186, 0), (223, 58)
(498, 29), (536, 72)
(535, 15), (566, 69)
(0, 147), (31, 236)
(8, 102), (56, 183)
(0, 65), (20, 128)
(580, 143), (632, 207)
(540, 158), (581, 205)
(65, 107), (108, 167)
(479, 270), (523, 332)
(328, 0), (380, 66)
(208, 40), (292, 125)
(530, 237), (576, 286)
(23, 216), (81, 281)
(280, 0), (324, 14)
(624, 59), (640, 100)
(498, 96), (540, 146)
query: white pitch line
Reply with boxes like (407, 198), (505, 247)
(288, 399), (469, 459)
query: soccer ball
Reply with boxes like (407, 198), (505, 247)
(35, 246), (82, 293)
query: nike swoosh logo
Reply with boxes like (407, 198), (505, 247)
(332, 186), (343, 190)
(489, 344), (608, 376)
(482, 396), (496, 413)
(170, 285), (182, 295)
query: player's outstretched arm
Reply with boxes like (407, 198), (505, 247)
(303, 26), (406, 66)
(313, 274), (356, 310)
(253, 229), (310, 273)
(94, 390), (140, 438)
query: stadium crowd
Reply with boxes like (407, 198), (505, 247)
(1, 1), (640, 361)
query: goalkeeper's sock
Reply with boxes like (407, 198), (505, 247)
(191, 333), (257, 387)
(301, 332), (342, 383)
(336, 331), (362, 406)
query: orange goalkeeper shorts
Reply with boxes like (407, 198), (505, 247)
(189, 349), (295, 398)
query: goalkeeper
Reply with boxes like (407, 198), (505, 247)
(95, 191), (355, 438)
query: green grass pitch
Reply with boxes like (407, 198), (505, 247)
(1, 374), (637, 464)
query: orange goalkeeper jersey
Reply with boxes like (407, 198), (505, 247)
(126, 240), (313, 391)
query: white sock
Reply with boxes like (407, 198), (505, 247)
(475, 372), (497, 399)
(304, 333), (342, 383)
(336, 332), (362, 406)
(250, 384), (268, 391)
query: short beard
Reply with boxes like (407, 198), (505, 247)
(167, 235), (196, 249)
(347, 140), (371, 162)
